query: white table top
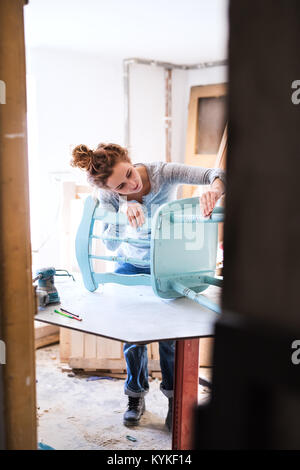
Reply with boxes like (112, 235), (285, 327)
(35, 277), (221, 344)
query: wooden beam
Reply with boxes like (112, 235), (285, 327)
(172, 339), (200, 450)
(0, 0), (37, 449)
(214, 123), (227, 170)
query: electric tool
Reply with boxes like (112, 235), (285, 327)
(33, 267), (74, 308)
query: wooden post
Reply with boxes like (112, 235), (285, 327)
(164, 68), (172, 163)
(0, 0), (37, 449)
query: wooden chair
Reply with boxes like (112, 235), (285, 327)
(76, 195), (224, 313)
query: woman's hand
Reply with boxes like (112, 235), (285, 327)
(126, 202), (145, 228)
(199, 178), (225, 217)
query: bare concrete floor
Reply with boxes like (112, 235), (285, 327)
(36, 344), (210, 450)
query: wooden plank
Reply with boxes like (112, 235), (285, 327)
(0, 0), (37, 450)
(185, 87), (201, 169)
(84, 333), (97, 359)
(59, 327), (71, 362)
(69, 357), (126, 370)
(34, 321), (59, 340)
(214, 123), (227, 170)
(35, 333), (59, 350)
(68, 356), (162, 372)
(96, 336), (122, 360)
(70, 330), (84, 357)
(150, 341), (160, 360)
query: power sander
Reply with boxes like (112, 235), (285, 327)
(33, 267), (74, 308)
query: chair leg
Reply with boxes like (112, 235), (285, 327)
(171, 281), (221, 314)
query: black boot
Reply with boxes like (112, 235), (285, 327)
(123, 396), (145, 426)
(165, 397), (173, 432)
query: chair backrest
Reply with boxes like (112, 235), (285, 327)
(75, 196), (152, 291)
(75, 196), (99, 291)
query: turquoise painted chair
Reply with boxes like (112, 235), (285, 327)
(76, 196), (224, 313)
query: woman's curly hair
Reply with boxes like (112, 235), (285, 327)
(71, 143), (131, 188)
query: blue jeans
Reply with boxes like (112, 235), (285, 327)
(115, 262), (175, 398)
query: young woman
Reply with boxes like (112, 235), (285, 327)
(71, 142), (225, 430)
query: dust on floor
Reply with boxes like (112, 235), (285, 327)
(36, 344), (210, 450)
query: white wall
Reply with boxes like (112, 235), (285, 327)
(27, 47), (125, 269)
(26, 47), (227, 270)
(128, 63), (227, 165)
(27, 47), (124, 167)
(129, 63), (166, 163)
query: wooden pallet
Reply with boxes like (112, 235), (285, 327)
(60, 327), (214, 371)
(60, 327), (161, 369)
(60, 364), (163, 380)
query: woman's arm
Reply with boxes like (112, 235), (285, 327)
(200, 177), (225, 217)
(98, 190), (126, 251)
(160, 162), (226, 187)
(160, 162), (226, 216)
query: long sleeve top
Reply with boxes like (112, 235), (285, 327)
(98, 161), (225, 267)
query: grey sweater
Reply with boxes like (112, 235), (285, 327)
(98, 162), (225, 267)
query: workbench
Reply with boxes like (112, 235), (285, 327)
(35, 278), (221, 450)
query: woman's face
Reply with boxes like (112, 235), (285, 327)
(106, 162), (143, 195)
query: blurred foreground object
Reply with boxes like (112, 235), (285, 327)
(194, 0), (300, 450)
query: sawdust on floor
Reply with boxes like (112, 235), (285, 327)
(36, 344), (211, 450)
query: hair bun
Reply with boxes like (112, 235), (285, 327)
(70, 141), (131, 188)
(71, 144), (94, 170)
